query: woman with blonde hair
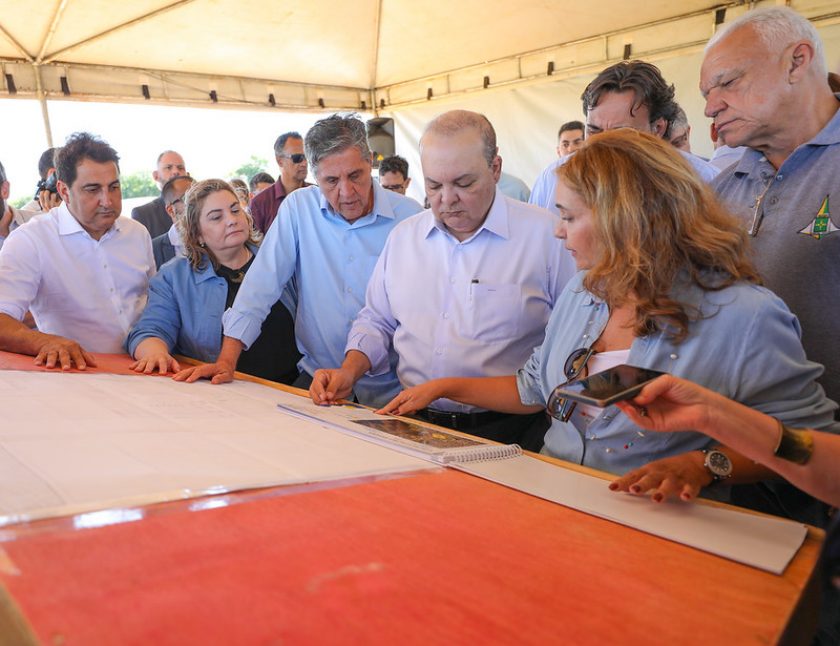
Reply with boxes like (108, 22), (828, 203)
(127, 179), (300, 384)
(378, 129), (838, 506)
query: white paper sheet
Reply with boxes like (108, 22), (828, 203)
(455, 455), (808, 575)
(0, 371), (433, 525)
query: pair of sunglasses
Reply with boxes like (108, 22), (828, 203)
(546, 346), (596, 422)
(281, 153), (306, 164)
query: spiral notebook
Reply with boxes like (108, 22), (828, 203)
(274, 395), (521, 464)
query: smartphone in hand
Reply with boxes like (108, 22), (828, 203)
(552, 364), (666, 408)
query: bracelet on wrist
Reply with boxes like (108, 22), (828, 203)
(773, 419), (814, 465)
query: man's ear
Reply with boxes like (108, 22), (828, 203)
(57, 180), (71, 204)
(152, 169), (160, 183)
(491, 154), (502, 182)
(1, 181), (9, 200)
(651, 117), (668, 138)
(404, 177), (411, 189)
(788, 41), (815, 84)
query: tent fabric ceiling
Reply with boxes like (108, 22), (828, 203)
(1, 0), (839, 112)
(0, 1), (727, 94)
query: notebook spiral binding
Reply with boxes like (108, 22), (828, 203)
(440, 443), (522, 464)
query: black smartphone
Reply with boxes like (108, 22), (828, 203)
(553, 364), (666, 407)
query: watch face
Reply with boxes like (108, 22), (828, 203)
(706, 450), (733, 477)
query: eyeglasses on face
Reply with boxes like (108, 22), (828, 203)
(281, 153), (307, 164)
(546, 346), (596, 422)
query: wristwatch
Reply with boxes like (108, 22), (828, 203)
(702, 449), (733, 482)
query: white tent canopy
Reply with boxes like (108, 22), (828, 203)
(2, 0), (840, 192)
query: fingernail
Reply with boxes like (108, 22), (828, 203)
(653, 494), (663, 503)
(608, 483), (618, 490)
(630, 485), (640, 493)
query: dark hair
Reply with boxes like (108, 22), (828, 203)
(38, 148), (59, 180)
(249, 171), (275, 190)
(0, 159), (6, 184)
(161, 175), (194, 205)
(273, 132), (303, 158)
(558, 121), (585, 138)
(55, 132), (120, 187)
(379, 155), (409, 179)
(581, 61), (679, 138)
(305, 114), (371, 176)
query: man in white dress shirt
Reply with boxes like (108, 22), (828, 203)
(310, 110), (575, 449)
(0, 132), (155, 369)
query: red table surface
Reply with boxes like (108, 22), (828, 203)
(0, 469), (813, 646)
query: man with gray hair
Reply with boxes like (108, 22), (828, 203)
(175, 114), (423, 408)
(310, 110), (574, 448)
(703, 6), (840, 409)
(131, 150), (188, 238)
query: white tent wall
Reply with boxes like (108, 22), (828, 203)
(386, 20), (840, 206)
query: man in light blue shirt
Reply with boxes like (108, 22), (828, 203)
(176, 114), (422, 407)
(529, 61), (718, 215)
(310, 110), (575, 448)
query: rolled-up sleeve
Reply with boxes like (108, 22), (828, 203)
(125, 269), (181, 356)
(0, 229), (40, 321)
(516, 345), (547, 407)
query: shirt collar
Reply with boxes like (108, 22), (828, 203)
(55, 202), (122, 239)
(318, 180), (396, 225)
(193, 241), (259, 284)
(426, 187), (510, 242)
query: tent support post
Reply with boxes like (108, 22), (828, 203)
(34, 65), (54, 147)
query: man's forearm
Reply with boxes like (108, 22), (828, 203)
(341, 350), (373, 382)
(0, 313), (50, 356)
(217, 336), (246, 367)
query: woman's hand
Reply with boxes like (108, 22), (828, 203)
(376, 381), (446, 416)
(129, 352), (181, 375)
(615, 375), (715, 435)
(608, 452), (713, 502)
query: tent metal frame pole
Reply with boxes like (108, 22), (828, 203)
(33, 64), (54, 148)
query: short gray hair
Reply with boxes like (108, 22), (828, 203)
(707, 7), (826, 77)
(671, 105), (689, 131)
(305, 114), (371, 176)
(421, 110), (498, 166)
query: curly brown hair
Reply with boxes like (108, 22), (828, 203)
(557, 129), (760, 342)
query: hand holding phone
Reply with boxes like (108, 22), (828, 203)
(551, 364), (666, 408)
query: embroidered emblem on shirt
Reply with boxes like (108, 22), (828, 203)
(798, 195), (839, 240)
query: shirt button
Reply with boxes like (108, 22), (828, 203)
(346, 287), (352, 293)
(769, 197), (778, 205)
(449, 277), (455, 284)
(776, 174), (783, 181)
(435, 348), (443, 355)
(670, 353), (678, 360)
(348, 256), (354, 262)
(442, 312), (449, 319)
(582, 334), (589, 340)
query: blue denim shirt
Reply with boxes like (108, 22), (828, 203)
(126, 244), (295, 363)
(517, 272), (839, 475)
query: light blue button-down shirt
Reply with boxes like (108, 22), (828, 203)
(346, 190), (575, 413)
(223, 181), (422, 408)
(529, 150), (720, 215)
(517, 272), (839, 475)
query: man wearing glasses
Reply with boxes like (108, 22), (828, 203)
(150, 175), (195, 269)
(704, 7), (840, 409)
(131, 150), (188, 238)
(250, 131), (312, 234)
(378, 155), (412, 195)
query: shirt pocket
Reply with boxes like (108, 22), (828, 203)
(462, 283), (522, 342)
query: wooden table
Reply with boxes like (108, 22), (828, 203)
(0, 352), (824, 645)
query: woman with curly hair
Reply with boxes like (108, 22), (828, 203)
(127, 179), (300, 384)
(378, 129), (838, 505)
